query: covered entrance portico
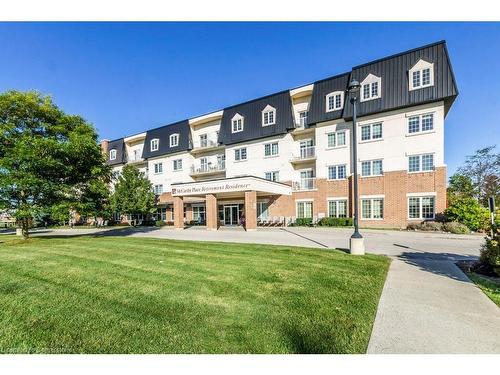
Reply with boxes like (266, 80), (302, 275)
(171, 176), (291, 231)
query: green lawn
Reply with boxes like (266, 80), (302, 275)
(468, 273), (500, 307)
(0, 236), (389, 354)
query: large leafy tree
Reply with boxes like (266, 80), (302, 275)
(110, 164), (156, 223)
(457, 146), (500, 205)
(0, 90), (109, 238)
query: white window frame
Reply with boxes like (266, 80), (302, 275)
(173, 159), (183, 171)
(361, 159), (383, 177)
(169, 133), (179, 147)
(262, 105), (276, 126)
(408, 153), (435, 173)
(360, 74), (382, 102)
(327, 198), (348, 218)
(264, 171), (279, 182)
(407, 194), (436, 220)
(409, 59), (434, 91)
(234, 147), (247, 161)
(327, 164), (347, 180)
(109, 149), (117, 160)
(296, 200), (313, 219)
(264, 142), (279, 157)
(153, 184), (163, 195)
(231, 113), (244, 133)
(325, 91), (344, 112)
(359, 122), (383, 142)
(150, 138), (159, 152)
(406, 112), (435, 135)
(153, 162), (163, 174)
(360, 196), (384, 220)
(326, 130), (346, 149)
(298, 111), (308, 127)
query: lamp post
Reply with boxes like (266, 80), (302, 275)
(348, 79), (365, 255)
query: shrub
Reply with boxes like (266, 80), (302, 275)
(406, 221), (443, 231)
(155, 220), (166, 227)
(443, 221), (470, 234)
(444, 196), (490, 232)
(317, 217), (353, 227)
(295, 218), (313, 226)
(479, 234), (500, 276)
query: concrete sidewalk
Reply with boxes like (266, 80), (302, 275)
(11, 225), (500, 353)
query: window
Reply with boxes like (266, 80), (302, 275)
(328, 200), (348, 218)
(262, 105), (276, 126)
(408, 113), (434, 134)
(361, 159), (383, 177)
(265, 171), (279, 182)
(199, 134), (207, 147)
(153, 184), (163, 195)
(327, 131), (346, 148)
(192, 205), (206, 223)
(232, 114), (244, 133)
(408, 196), (435, 219)
(169, 134), (179, 147)
(361, 198), (384, 219)
(409, 59), (434, 90)
(173, 159), (183, 171)
(257, 202), (269, 220)
(361, 123), (383, 141)
(133, 149), (140, 161)
(150, 139), (159, 152)
(326, 91), (344, 112)
(264, 142), (279, 157)
(299, 111), (308, 127)
(328, 165), (347, 180)
(296, 201), (313, 219)
(234, 147), (247, 161)
(408, 154), (434, 172)
(109, 149), (117, 160)
(360, 74), (381, 102)
(154, 162), (163, 174)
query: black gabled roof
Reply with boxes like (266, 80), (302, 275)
(106, 138), (125, 166)
(308, 40), (458, 125)
(218, 90), (295, 146)
(142, 119), (191, 159)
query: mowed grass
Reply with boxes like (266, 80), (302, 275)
(468, 273), (500, 307)
(0, 235), (389, 353)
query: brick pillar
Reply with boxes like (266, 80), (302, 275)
(206, 194), (218, 231)
(100, 139), (109, 156)
(173, 196), (184, 230)
(185, 204), (193, 223)
(244, 191), (257, 231)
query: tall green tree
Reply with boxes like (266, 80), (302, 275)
(0, 90), (109, 238)
(457, 146), (500, 205)
(110, 164), (156, 224)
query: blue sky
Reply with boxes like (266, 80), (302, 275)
(0, 22), (499, 175)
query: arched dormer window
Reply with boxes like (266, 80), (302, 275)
(409, 59), (434, 91)
(109, 149), (117, 160)
(150, 138), (159, 152)
(325, 91), (344, 112)
(360, 73), (382, 102)
(169, 134), (179, 147)
(262, 105), (276, 126)
(231, 113), (244, 133)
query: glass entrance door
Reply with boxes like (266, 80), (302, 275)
(223, 205), (239, 226)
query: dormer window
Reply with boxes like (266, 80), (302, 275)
(326, 91), (344, 112)
(409, 59), (434, 90)
(360, 74), (382, 102)
(150, 138), (159, 152)
(262, 105), (276, 126)
(109, 149), (117, 160)
(231, 113), (244, 133)
(169, 133), (179, 147)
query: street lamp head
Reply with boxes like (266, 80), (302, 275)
(348, 79), (361, 94)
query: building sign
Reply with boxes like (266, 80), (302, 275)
(171, 177), (292, 196)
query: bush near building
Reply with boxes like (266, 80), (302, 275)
(444, 196), (490, 232)
(317, 217), (353, 227)
(480, 232), (500, 277)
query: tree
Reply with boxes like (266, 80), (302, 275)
(0, 90), (108, 238)
(447, 173), (476, 198)
(110, 164), (156, 224)
(457, 146), (500, 205)
(444, 196), (490, 232)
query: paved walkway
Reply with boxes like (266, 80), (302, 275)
(6, 226), (500, 353)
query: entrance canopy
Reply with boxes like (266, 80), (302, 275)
(171, 175), (292, 197)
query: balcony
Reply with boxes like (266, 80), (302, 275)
(126, 155), (146, 165)
(290, 146), (316, 164)
(190, 163), (226, 176)
(191, 138), (223, 154)
(292, 178), (317, 191)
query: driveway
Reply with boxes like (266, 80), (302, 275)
(8, 226), (500, 353)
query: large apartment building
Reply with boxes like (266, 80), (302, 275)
(101, 41), (458, 230)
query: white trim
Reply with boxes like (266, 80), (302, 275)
(109, 149), (117, 160)
(231, 113), (244, 133)
(261, 104), (276, 127)
(405, 110), (436, 118)
(169, 133), (179, 147)
(406, 192), (437, 197)
(407, 195), (436, 220)
(327, 196), (348, 201)
(360, 194), (385, 199)
(150, 138), (159, 152)
(325, 91), (344, 112)
(295, 198), (314, 202)
(360, 74), (382, 102)
(409, 59), (434, 91)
